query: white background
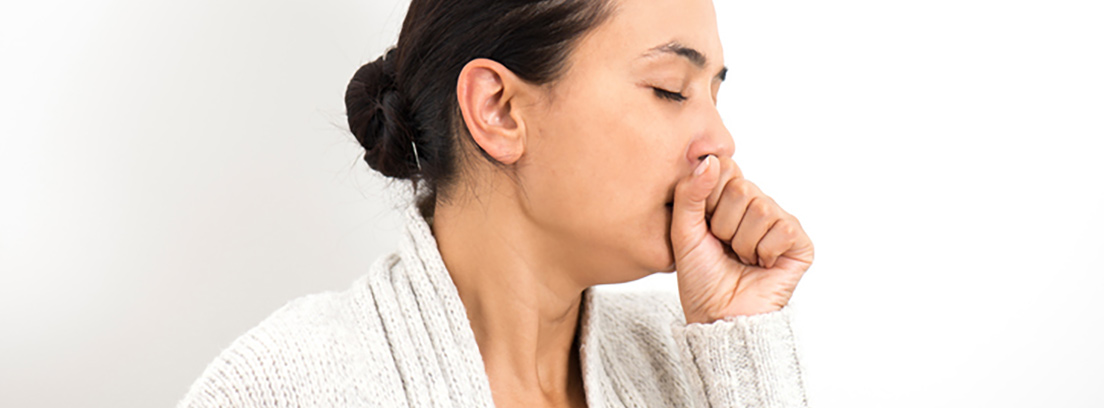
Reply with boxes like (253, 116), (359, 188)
(1, 1), (1101, 407)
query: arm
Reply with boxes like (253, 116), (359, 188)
(675, 306), (808, 408)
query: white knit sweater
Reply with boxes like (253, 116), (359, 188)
(178, 203), (809, 407)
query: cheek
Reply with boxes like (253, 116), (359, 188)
(586, 132), (684, 268)
(591, 113), (683, 271)
(524, 83), (684, 273)
(561, 103), (675, 214)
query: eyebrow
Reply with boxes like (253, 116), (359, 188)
(643, 41), (728, 82)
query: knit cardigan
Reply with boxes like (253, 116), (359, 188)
(178, 203), (809, 407)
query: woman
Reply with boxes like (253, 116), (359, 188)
(179, 0), (814, 406)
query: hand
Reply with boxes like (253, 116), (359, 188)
(670, 155), (814, 324)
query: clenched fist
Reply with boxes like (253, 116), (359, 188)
(671, 155), (814, 324)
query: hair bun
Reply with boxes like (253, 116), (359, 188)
(345, 48), (421, 179)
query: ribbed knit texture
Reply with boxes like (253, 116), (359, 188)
(178, 203), (809, 407)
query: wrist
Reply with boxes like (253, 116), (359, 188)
(683, 304), (785, 325)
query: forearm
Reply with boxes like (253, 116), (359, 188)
(675, 305), (809, 407)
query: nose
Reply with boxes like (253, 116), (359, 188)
(686, 105), (735, 163)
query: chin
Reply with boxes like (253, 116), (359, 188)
(607, 205), (677, 280)
(656, 251), (677, 273)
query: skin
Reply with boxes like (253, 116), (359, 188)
(432, 0), (814, 406)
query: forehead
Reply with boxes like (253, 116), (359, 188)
(571, 0), (724, 73)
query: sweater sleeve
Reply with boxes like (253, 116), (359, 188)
(673, 306), (809, 408)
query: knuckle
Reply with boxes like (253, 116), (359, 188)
(766, 195), (781, 209)
(742, 179), (761, 195)
(718, 156), (742, 176)
(750, 198), (774, 217)
(734, 179), (758, 197)
(780, 221), (797, 236)
(718, 156), (735, 173)
(722, 179), (745, 197)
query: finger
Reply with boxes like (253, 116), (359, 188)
(704, 156), (744, 217)
(731, 196), (780, 266)
(707, 178), (759, 244)
(755, 218), (800, 269)
(670, 155), (721, 256)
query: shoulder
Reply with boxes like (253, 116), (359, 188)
(178, 271), (405, 407)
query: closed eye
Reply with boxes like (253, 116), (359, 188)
(652, 87), (687, 102)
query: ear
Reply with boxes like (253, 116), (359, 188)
(456, 58), (530, 165)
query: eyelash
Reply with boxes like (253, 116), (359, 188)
(652, 87), (687, 102)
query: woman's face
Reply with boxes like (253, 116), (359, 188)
(518, 0), (735, 284)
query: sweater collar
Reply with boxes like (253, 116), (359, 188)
(398, 201), (599, 396)
(399, 202), (596, 332)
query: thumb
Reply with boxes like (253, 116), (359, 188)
(670, 155), (720, 255)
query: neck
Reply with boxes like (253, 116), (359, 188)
(431, 192), (588, 406)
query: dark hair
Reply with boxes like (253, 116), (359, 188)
(345, 0), (615, 217)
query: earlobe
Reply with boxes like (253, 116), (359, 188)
(456, 58), (527, 165)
